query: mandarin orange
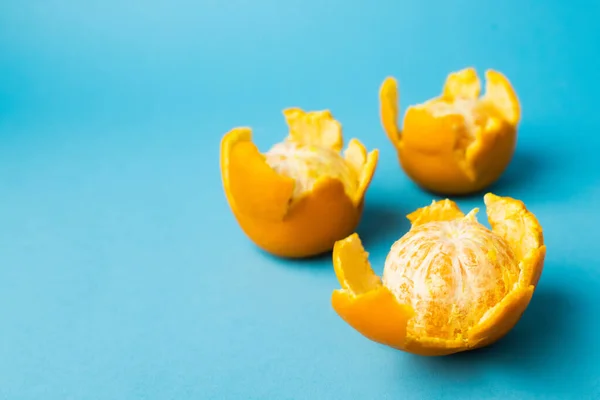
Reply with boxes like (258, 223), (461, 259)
(220, 108), (378, 258)
(379, 68), (521, 195)
(331, 194), (545, 356)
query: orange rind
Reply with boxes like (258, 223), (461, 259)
(379, 67), (521, 195)
(220, 108), (379, 258)
(331, 194), (545, 356)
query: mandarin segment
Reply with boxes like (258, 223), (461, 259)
(331, 194), (545, 356)
(382, 212), (519, 341)
(265, 140), (358, 201)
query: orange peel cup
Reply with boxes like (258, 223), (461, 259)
(379, 67), (521, 195)
(220, 108), (379, 258)
(331, 194), (545, 356)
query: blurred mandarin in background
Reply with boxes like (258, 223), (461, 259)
(220, 108), (378, 258)
(380, 68), (521, 195)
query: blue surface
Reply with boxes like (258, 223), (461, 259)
(1, 1), (599, 399)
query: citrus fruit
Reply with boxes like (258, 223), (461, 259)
(379, 67), (521, 195)
(331, 194), (545, 356)
(220, 108), (378, 258)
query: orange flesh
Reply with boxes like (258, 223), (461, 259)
(264, 140), (358, 200)
(382, 213), (520, 341)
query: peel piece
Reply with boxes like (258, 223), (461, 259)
(407, 199), (465, 226)
(468, 285), (534, 349)
(221, 127), (294, 221)
(353, 148), (379, 207)
(482, 70), (521, 126)
(332, 234), (413, 349)
(283, 108), (343, 152)
(484, 193), (546, 286)
(443, 67), (482, 101)
(379, 77), (402, 145)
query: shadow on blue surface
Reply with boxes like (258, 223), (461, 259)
(256, 245), (334, 268)
(253, 200), (412, 268)
(357, 201), (411, 249)
(490, 147), (562, 198)
(409, 280), (578, 389)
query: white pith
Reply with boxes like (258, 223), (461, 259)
(382, 217), (519, 340)
(265, 140), (358, 200)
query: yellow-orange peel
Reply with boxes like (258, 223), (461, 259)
(220, 108), (379, 258)
(380, 67), (521, 195)
(331, 194), (545, 356)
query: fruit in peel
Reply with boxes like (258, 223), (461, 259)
(220, 108), (379, 258)
(331, 194), (545, 356)
(379, 68), (521, 195)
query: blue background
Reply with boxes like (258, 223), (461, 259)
(1, 1), (599, 399)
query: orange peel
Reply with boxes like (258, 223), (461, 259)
(220, 108), (379, 258)
(379, 67), (521, 195)
(331, 194), (545, 356)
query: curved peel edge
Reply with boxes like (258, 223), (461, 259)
(467, 285), (534, 348)
(407, 199), (465, 226)
(283, 107), (344, 152)
(484, 193), (545, 285)
(379, 77), (402, 146)
(332, 233), (413, 349)
(353, 148), (379, 207)
(483, 69), (521, 127)
(403, 335), (467, 356)
(442, 67), (482, 101)
(332, 288), (413, 350)
(220, 127), (295, 221)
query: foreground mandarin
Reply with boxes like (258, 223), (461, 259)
(379, 67), (521, 195)
(331, 194), (545, 356)
(220, 108), (378, 258)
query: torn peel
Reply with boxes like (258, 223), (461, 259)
(283, 108), (343, 152)
(332, 234), (414, 349)
(407, 198), (465, 226)
(484, 193), (546, 286)
(343, 139), (368, 175)
(467, 285), (534, 349)
(442, 67), (482, 101)
(379, 77), (402, 145)
(220, 127), (295, 221)
(403, 335), (466, 357)
(352, 148), (379, 207)
(482, 69), (521, 126)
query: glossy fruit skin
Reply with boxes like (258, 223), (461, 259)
(220, 109), (378, 259)
(331, 194), (546, 356)
(379, 68), (521, 195)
